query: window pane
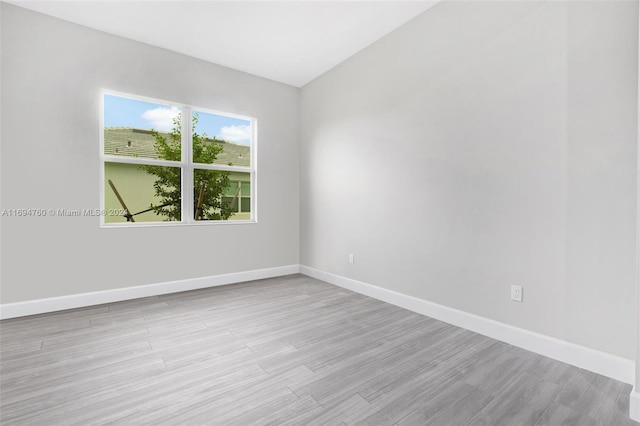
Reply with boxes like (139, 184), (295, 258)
(241, 198), (251, 213)
(192, 110), (251, 167)
(241, 181), (251, 195)
(225, 181), (242, 197)
(104, 94), (182, 161)
(194, 170), (251, 221)
(105, 162), (181, 223)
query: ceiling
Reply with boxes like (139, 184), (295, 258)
(8, 1), (439, 87)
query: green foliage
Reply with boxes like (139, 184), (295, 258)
(141, 113), (233, 221)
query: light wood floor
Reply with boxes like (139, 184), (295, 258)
(0, 274), (636, 425)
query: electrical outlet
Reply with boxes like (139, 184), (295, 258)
(348, 254), (354, 264)
(511, 285), (523, 302)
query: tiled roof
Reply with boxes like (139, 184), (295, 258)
(104, 128), (250, 167)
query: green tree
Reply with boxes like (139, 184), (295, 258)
(141, 113), (234, 221)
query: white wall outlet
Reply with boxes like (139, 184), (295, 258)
(511, 285), (523, 302)
(348, 254), (354, 264)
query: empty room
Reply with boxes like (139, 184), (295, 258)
(1, 0), (639, 424)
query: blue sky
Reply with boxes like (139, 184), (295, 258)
(104, 94), (252, 145)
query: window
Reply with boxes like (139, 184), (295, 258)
(101, 92), (256, 226)
(224, 180), (251, 218)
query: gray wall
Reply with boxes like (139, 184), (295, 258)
(0, 4), (300, 303)
(300, 1), (638, 359)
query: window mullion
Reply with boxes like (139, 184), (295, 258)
(182, 106), (193, 224)
(250, 169), (256, 221)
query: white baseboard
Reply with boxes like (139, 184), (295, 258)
(631, 388), (640, 422)
(0, 264), (300, 320)
(2, 263), (634, 387)
(299, 265), (635, 385)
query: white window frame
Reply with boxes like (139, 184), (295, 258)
(100, 90), (257, 228)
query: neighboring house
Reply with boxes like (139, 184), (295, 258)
(104, 128), (251, 222)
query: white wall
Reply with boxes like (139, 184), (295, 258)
(301, 1), (638, 360)
(0, 4), (300, 303)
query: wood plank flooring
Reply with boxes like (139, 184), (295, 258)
(0, 274), (636, 425)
